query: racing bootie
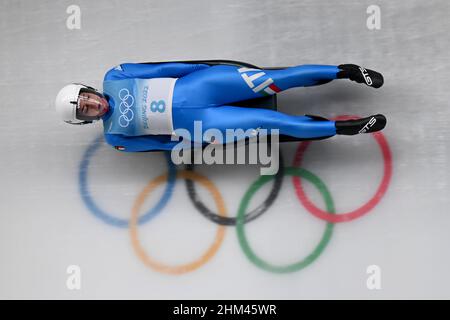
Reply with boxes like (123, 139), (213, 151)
(337, 64), (384, 89)
(335, 114), (387, 135)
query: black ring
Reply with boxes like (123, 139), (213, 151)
(185, 150), (285, 226)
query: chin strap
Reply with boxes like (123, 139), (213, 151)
(65, 120), (95, 125)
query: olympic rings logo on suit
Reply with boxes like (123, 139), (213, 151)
(118, 88), (135, 128)
(78, 115), (393, 276)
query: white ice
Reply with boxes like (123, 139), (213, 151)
(0, 0), (449, 299)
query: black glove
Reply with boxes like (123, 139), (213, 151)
(337, 64), (384, 88)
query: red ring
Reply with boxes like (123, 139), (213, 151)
(292, 115), (393, 223)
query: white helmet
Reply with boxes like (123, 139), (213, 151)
(55, 83), (100, 125)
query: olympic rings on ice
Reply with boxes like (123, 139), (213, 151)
(292, 115), (392, 223)
(184, 153), (285, 226)
(77, 114), (393, 275)
(78, 135), (176, 228)
(236, 167), (335, 273)
(129, 170), (227, 274)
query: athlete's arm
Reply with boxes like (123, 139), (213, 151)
(104, 133), (179, 152)
(104, 62), (210, 81)
(264, 64), (383, 89)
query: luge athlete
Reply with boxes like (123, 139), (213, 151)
(55, 62), (386, 151)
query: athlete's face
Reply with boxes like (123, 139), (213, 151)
(77, 92), (109, 120)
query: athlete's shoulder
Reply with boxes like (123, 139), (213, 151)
(103, 133), (126, 151)
(104, 63), (163, 81)
(104, 64), (123, 81)
(102, 132), (132, 152)
(104, 63), (137, 81)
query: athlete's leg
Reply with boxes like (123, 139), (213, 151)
(173, 64), (339, 107)
(173, 64), (383, 107)
(173, 106), (386, 144)
(173, 106), (335, 142)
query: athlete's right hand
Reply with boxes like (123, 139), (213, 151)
(337, 64), (384, 89)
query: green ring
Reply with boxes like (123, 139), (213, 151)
(236, 167), (336, 274)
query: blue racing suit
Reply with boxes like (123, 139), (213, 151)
(101, 62), (341, 152)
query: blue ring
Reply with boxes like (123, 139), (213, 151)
(78, 136), (176, 228)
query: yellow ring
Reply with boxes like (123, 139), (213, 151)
(130, 170), (227, 275)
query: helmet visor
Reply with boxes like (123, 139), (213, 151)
(75, 89), (108, 121)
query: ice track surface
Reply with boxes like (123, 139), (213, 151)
(1, 0), (449, 299)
